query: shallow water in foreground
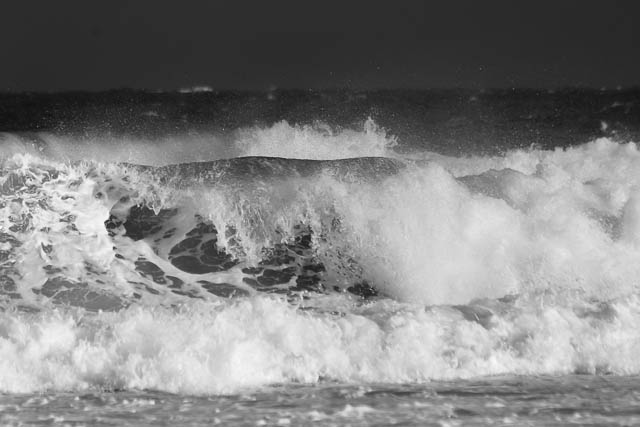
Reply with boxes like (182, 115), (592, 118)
(2, 376), (639, 426)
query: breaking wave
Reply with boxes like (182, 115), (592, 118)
(2, 119), (640, 394)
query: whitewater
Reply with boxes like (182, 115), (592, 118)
(3, 113), (640, 424)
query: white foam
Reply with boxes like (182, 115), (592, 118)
(7, 138), (640, 306)
(172, 139), (640, 305)
(4, 137), (640, 393)
(0, 296), (639, 394)
(326, 159), (640, 304)
(178, 86), (214, 94)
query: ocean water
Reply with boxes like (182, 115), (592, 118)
(1, 89), (640, 425)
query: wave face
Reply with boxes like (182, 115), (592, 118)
(2, 120), (640, 394)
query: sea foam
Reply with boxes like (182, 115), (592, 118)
(0, 296), (639, 394)
(2, 120), (640, 394)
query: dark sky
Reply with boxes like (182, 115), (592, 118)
(2, 0), (639, 91)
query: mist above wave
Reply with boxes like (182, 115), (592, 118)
(0, 118), (397, 165)
(3, 132), (640, 393)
